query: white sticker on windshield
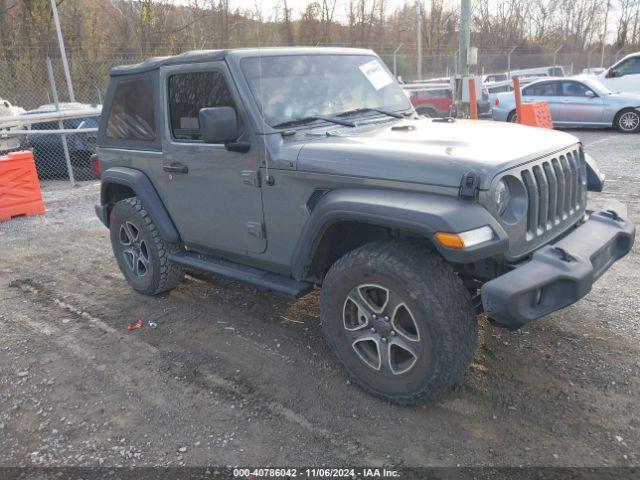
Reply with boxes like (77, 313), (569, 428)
(359, 59), (393, 90)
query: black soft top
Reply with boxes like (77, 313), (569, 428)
(109, 47), (375, 76)
(110, 50), (229, 76)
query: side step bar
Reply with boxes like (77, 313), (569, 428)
(168, 251), (313, 298)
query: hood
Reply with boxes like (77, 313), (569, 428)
(294, 118), (579, 189)
(607, 92), (640, 104)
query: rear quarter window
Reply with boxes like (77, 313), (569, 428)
(106, 78), (156, 141)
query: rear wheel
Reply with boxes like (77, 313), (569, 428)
(507, 110), (518, 123)
(109, 197), (185, 295)
(614, 108), (640, 133)
(321, 241), (477, 404)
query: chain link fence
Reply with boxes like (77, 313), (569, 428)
(0, 55), (126, 183)
(0, 47), (633, 186)
(380, 49), (631, 81)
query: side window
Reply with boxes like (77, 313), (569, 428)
(106, 78), (156, 140)
(561, 82), (590, 97)
(524, 83), (558, 96)
(168, 71), (236, 141)
(616, 57), (640, 75)
(522, 85), (536, 96)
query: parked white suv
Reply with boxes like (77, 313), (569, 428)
(597, 52), (640, 94)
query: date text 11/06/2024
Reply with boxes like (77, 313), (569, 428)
(233, 468), (401, 478)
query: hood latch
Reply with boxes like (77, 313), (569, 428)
(459, 171), (480, 200)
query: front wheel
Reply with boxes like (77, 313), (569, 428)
(615, 108), (640, 133)
(320, 241), (477, 404)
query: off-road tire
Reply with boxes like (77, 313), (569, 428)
(109, 197), (185, 295)
(614, 108), (640, 133)
(321, 241), (477, 405)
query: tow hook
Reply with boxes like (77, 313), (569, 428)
(553, 246), (575, 263)
(604, 209), (623, 222)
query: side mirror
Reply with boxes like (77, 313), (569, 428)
(199, 107), (238, 144)
(585, 90), (596, 98)
(606, 68), (617, 78)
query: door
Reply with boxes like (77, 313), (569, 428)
(555, 81), (605, 125)
(155, 63), (266, 254)
(522, 81), (564, 121)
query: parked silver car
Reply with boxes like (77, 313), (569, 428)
(492, 77), (640, 133)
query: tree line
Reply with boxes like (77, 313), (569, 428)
(1, 0), (638, 60)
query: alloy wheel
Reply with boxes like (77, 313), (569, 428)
(619, 111), (640, 132)
(119, 221), (149, 277)
(342, 284), (421, 375)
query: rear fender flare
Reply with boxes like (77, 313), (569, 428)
(100, 167), (180, 244)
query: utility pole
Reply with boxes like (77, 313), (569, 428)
(455, 0), (471, 117)
(600, 0), (611, 68)
(50, 0), (75, 102)
(457, 0), (471, 77)
(416, 2), (422, 80)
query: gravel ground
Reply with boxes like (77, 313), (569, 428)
(0, 129), (638, 471)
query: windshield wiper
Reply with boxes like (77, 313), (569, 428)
(273, 115), (355, 129)
(334, 107), (406, 119)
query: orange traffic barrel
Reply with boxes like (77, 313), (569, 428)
(520, 101), (554, 129)
(0, 150), (46, 221)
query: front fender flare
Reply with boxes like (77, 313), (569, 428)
(99, 167), (180, 244)
(291, 189), (508, 278)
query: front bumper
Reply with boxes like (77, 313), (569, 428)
(481, 201), (635, 328)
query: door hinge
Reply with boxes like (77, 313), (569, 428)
(242, 170), (261, 188)
(246, 221), (266, 239)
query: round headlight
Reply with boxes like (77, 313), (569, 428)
(494, 179), (510, 215)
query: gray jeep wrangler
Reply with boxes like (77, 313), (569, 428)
(95, 47), (635, 404)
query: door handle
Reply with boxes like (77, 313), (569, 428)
(163, 162), (189, 174)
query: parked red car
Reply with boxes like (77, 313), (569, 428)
(405, 84), (491, 118)
(406, 87), (453, 117)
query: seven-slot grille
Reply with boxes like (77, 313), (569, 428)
(520, 147), (585, 241)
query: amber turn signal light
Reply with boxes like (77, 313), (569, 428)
(434, 226), (494, 249)
(434, 232), (465, 248)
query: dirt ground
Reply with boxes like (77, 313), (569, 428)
(1, 128), (639, 470)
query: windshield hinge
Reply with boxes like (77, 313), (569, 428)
(242, 170), (261, 188)
(459, 171), (480, 200)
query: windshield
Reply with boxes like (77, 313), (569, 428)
(241, 54), (411, 127)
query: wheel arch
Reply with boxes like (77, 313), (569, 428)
(301, 220), (431, 284)
(99, 167), (181, 244)
(291, 188), (508, 283)
(613, 107), (640, 131)
(415, 106), (438, 117)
